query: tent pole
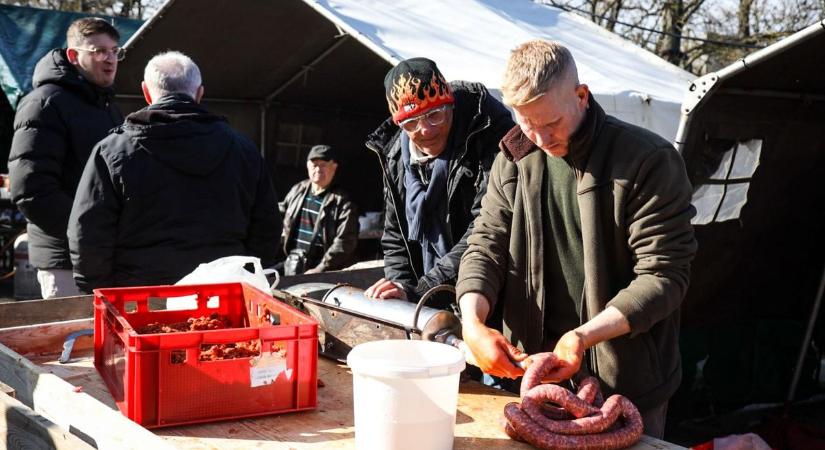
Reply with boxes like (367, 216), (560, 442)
(784, 262), (825, 414)
(265, 34), (350, 103)
(260, 103), (267, 158)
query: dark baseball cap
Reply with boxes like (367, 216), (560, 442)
(307, 145), (336, 162)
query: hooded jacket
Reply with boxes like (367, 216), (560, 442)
(8, 49), (123, 269)
(68, 94), (281, 291)
(279, 179), (359, 272)
(365, 81), (514, 298)
(457, 98), (697, 412)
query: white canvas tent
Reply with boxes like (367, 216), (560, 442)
(304, 0), (695, 142)
(116, 0), (694, 208)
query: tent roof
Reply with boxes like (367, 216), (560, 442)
(117, 0), (694, 119)
(0, 5), (143, 107)
(676, 19), (825, 148)
(118, 0), (391, 115)
(714, 20), (824, 95)
(308, 0), (695, 103)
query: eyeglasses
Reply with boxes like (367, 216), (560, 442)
(398, 105), (452, 133)
(73, 47), (126, 61)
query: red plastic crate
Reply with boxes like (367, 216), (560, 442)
(93, 282), (318, 428)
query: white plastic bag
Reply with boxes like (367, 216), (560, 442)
(167, 256), (275, 310)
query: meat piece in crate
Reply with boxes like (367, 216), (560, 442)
(93, 282), (318, 428)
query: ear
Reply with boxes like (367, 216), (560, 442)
(141, 81), (153, 105)
(66, 48), (80, 65)
(575, 83), (590, 108)
(194, 85), (205, 104)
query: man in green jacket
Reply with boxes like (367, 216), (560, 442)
(456, 40), (697, 438)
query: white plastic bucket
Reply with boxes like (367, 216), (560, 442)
(347, 339), (466, 450)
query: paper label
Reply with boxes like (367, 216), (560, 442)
(249, 353), (287, 387)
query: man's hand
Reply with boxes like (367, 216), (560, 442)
(461, 319), (527, 379)
(303, 266), (322, 275)
(539, 306), (632, 383)
(364, 278), (407, 300)
(540, 330), (585, 383)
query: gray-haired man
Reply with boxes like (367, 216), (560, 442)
(68, 51), (281, 291)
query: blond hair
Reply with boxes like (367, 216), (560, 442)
(501, 40), (578, 106)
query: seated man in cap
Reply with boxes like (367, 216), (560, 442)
(364, 57), (514, 301)
(278, 145), (359, 275)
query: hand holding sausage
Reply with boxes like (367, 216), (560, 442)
(541, 330), (585, 383)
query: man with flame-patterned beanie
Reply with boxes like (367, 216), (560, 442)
(364, 57), (513, 302)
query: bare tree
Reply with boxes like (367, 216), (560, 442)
(0, 0), (164, 19)
(543, 0), (823, 74)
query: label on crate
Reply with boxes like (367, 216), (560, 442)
(249, 352), (287, 387)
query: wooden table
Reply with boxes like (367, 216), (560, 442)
(0, 296), (686, 450)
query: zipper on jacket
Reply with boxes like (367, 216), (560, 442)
(578, 287), (598, 376)
(516, 161), (542, 349)
(446, 117), (489, 201)
(366, 140), (421, 281)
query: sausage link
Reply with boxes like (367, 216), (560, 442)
(504, 398), (644, 450)
(537, 375), (601, 420)
(500, 407), (525, 442)
(520, 352), (559, 398)
(576, 376), (600, 405)
(522, 383), (599, 418)
(522, 394), (622, 435)
(539, 403), (573, 420)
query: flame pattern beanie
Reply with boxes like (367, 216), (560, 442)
(384, 57), (455, 124)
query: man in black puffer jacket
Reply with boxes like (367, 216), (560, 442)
(8, 18), (123, 298)
(363, 58), (514, 301)
(68, 51), (281, 292)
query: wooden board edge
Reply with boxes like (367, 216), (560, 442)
(0, 295), (94, 328)
(0, 318), (95, 355)
(1, 391), (96, 450)
(0, 341), (175, 450)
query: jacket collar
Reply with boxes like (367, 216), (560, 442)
(125, 94), (226, 128)
(500, 96), (607, 191)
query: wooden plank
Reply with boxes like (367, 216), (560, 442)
(0, 380), (14, 398)
(1, 391), (95, 450)
(0, 318), (93, 356)
(0, 343), (175, 450)
(0, 295), (94, 328)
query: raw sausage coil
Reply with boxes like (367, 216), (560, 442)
(504, 398), (643, 450)
(502, 352), (644, 449)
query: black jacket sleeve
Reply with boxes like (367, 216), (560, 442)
(245, 162), (282, 268)
(68, 146), (119, 292)
(8, 95), (74, 236)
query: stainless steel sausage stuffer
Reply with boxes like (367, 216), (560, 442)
(276, 283), (465, 362)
